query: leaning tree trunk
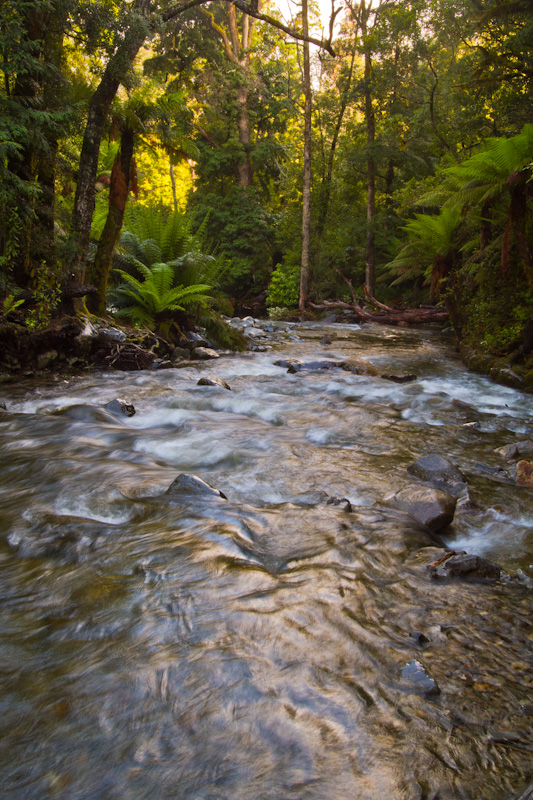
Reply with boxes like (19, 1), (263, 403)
(68, 0), (151, 288)
(299, 0), (312, 311)
(89, 127), (135, 315)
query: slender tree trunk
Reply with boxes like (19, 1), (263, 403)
(364, 44), (376, 297)
(299, 0), (312, 311)
(237, 83), (253, 187)
(315, 47), (357, 247)
(170, 163), (178, 209)
(89, 127), (135, 315)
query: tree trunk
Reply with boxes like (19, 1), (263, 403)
(68, 0), (151, 286)
(299, 0), (312, 311)
(315, 47), (357, 247)
(364, 44), (376, 297)
(89, 127), (135, 315)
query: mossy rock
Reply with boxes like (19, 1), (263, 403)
(524, 370), (533, 393)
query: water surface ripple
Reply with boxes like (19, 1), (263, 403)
(0, 322), (532, 799)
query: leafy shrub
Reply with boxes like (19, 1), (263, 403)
(266, 262), (300, 309)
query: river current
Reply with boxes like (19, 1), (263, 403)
(0, 321), (532, 799)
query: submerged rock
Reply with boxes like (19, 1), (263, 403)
(393, 484), (456, 532)
(103, 398), (136, 417)
(381, 373), (417, 383)
(166, 473), (227, 499)
(407, 454), (465, 491)
(197, 377), (231, 390)
(340, 357), (379, 376)
(516, 460), (533, 487)
(402, 659), (440, 696)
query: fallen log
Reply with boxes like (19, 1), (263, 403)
(310, 269), (449, 326)
(308, 300), (448, 326)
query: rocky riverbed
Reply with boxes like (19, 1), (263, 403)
(0, 319), (532, 799)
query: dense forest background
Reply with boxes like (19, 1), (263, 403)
(0, 0), (531, 365)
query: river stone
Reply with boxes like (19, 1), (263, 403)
(401, 659), (440, 696)
(516, 460), (533, 486)
(96, 326), (127, 344)
(340, 357), (379, 376)
(0, 402), (6, 410)
(381, 374), (417, 383)
(517, 440), (533, 457)
(103, 398), (136, 417)
(393, 484), (456, 532)
(171, 347), (190, 363)
(52, 404), (122, 424)
(197, 377), (231, 390)
(495, 443), (519, 459)
(185, 331), (209, 348)
(37, 350), (58, 369)
(166, 473), (227, 499)
(431, 553), (501, 581)
(191, 347), (220, 360)
(407, 454), (465, 488)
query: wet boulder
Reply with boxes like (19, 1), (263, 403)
(407, 454), (465, 493)
(516, 460), (533, 487)
(171, 347), (189, 363)
(381, 374), (417, 383)
(340, 357), (379, 376)
(0, 402), (6, 411)
(36, 350), (58, 369)
(197, 377), (231, 390)
(96, 326), (127, 344)
(103, 398), (136, 417)
(184, 330), (209, 348)
(191, 347), (220, 360)
(429, 552), (501, 581)
(52, 404), (122, 424)
(393, 484), (456, 532)
(166, 473), (227, 499)
(495, 443), (519, 459)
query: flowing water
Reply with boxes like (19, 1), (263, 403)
(0, 321), (532, 799)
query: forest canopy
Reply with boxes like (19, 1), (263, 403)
(0, 0), (531, 361)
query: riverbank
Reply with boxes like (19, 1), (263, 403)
(0, 312), (532, 397)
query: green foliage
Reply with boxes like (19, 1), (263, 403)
(1, 294), (24, 317)
(112, 261), (212, 337)
(25, 263), (61, 330)
(266, 262), (300, 309)
(385, 206), (462, 286)
(191, 188), (277, 296)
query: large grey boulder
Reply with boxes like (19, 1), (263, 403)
(393, 484), (456, 532)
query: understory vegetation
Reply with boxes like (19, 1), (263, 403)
(0, 0), (531, 367)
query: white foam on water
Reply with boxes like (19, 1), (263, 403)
(132, 433), (238, 468)
(305, 427), (334, 445)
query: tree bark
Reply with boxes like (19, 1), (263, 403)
(315, 46), (357, 247)
(299, 0), (312, 311)
(69, 1), (152, 285)
(363, 38), (376, 297)
(89, 127), (135, 315)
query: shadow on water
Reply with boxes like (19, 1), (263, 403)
(0, 322), (532, 799)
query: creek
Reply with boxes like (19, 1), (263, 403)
(0, 321), (532, 799)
